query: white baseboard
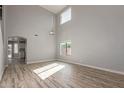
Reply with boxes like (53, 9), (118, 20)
(0, 66), (6, 81)
(27, 59), (56, 64)
(0, 70), (4, 81)
(57, 58), (124, 75)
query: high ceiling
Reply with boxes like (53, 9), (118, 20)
(40, 5), (67, 14)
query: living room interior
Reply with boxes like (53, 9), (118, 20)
(0, 5), (124, 88)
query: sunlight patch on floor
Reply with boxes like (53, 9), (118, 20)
(33, 63), (59, 74)
(33, 63), (65, 80)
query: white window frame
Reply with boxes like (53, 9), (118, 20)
(14, 43), (18, 54)
(59, 41), (72, 56)
(60, 7), (71, 25)
(66, 41), (72, 56)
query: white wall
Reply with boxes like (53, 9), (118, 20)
(57, 6), (124, 73)
(5, 6), (56, 63)
(2, 6), (8, 66)
(0, 20), (4, 80)
(5, 5), (124, 73)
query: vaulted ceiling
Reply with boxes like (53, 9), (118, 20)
(40, 5), (67, 14)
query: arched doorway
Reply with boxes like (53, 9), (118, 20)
(8, 36), (27, 64)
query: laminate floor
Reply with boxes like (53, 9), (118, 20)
(0, 61), (124, 88)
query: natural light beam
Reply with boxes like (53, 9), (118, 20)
(38, 65), (65, 80)
(33, 63), (65, 80)
(33, 63), (59, 74)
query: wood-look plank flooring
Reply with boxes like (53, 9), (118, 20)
(0, 61), (124, 88)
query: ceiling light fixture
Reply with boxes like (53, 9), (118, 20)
(49, 15), (56, 35)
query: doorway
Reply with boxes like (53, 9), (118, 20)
(8, 36), (27, 64)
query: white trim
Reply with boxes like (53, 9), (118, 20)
(0, 70), (4, 81)
(27, 59), (56, 64)
(56, 58), (124, 75)
(0, 66), (6, 81)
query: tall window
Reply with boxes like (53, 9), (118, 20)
(60, 41), (72, 56)
(14, 43), (18, 54)
(8, 44), (12, 58)
(60, 8), (71, 24)
(60, 42), (66, 56)
(66, 41), (72, 56)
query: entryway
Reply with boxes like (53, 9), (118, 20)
(7, 36), (27, 64)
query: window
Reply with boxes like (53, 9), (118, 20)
(60, 8), (71, 24)
(66, 41), (72, 56)
(60, 42), (66, 56)
(14, 43), (18, 54)
(8, 44), (12, 58)
(60, 41), (72, 56)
